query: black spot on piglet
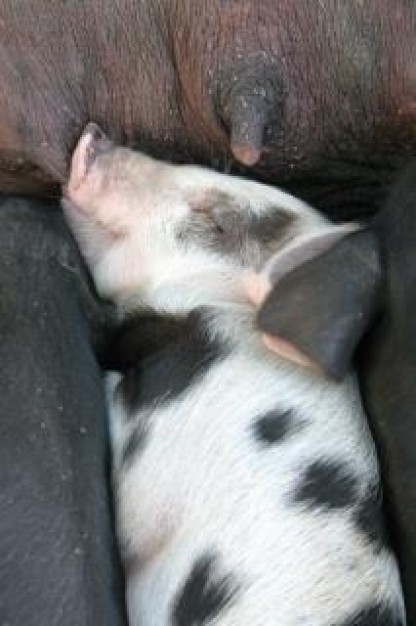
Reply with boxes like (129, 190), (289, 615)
(107, 308), (226, 416)
(338, 602), (404, 626)
(173, 554), (238, 625)
(253, 408), (296, 444)
(354, 484), (388, 552)
(293, 459), (358, 511)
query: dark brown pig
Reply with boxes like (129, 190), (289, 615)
(0, 0), (414, 219)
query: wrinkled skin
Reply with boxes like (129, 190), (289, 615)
(0, 197), (126, 626)
(0, 0), (414, 219)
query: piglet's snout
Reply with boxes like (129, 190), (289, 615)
(67, 123), (113, 195)
(84, 122), (113, 163)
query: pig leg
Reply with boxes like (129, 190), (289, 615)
(0, 197), (127, 626)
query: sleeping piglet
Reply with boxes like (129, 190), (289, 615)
(63, 123), (405, 626)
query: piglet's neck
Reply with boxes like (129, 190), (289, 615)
(117, 272), (259, 347)
(120, 269), (249, 318)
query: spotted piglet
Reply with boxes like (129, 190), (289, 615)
(63, 123), (405, 626)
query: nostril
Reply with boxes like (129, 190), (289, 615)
(83, 122), (112, 150)
(90, 124), (106, 144)
(83, 122), (105, 142)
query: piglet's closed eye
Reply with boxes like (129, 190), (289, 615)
(255, 228), (382, 380)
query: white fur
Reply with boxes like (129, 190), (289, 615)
(64, 138), (405, 626)
(110, 314), (402, 625)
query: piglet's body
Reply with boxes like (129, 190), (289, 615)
(64, 124), (405, 626)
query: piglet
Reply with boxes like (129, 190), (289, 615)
(63, 123), (405, 626)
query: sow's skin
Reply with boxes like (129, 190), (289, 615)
(0, 197), (127, 626)
(63, 124), (405, 626)
(0, 1), (414, 220)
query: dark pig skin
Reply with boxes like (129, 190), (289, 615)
(0, 197), (127, 626)
(359, 163), (416, 623)
(0, 1), (414, 219)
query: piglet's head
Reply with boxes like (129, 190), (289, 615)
(64, 122), (166, 243)
(63, 123), (354, 319)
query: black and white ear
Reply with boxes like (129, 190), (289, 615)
(249, 227), (382, 379)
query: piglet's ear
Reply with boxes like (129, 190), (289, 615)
(256, 228), (382, 380)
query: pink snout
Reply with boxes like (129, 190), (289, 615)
(66, 122), (112, 195)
